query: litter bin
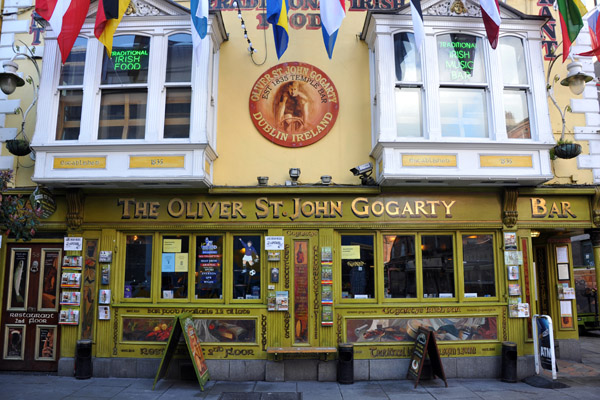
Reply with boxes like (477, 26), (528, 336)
(501, 341), (517, 383)
(338, 343), (354, 384)
(75, 339), (93, 379)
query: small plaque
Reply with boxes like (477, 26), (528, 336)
(402, 154), (457, 167)
(480, 155), (532, 168)
(129, 156), (185, 169)
(54, 157), (106, 169)
(99, 251), (112, 263)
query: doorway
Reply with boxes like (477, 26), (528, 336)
(0, 244), (62, 371)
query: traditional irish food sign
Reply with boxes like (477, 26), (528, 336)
(249, 62), (339, 147)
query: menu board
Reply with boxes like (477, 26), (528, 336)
(406, 327), (447, 388)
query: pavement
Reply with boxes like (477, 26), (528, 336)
(1, 332), (599, 400)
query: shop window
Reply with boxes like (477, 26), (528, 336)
(394, 32), (423, 137)
(124, 235), (152, 298)
(233, 235), (261, 300)
(341, 235), (375, 299)
(164, 33), (192, 139)
(499, 36), (531, 139)
(56, 37), (87, 140)
(461, 234), (495, 298)
(383, 235), (416, 298)
(437, 34), (488, 138)
(422, 235), (455, 298)
(196, 235), (223, 299)
(99, 35), (150, 139)
(160, 235), (189, 299)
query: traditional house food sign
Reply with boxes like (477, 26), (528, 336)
(249, 62), (339, 147)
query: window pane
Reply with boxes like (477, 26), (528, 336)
(124, 235), (152, 298)
(101, 35), (150, 85)
(164, 88), (191, 138)
(499, 37), (528, 85)
(504, 90), (531, 139)
(196, 236), (223, 299)
(233, 235), (261, 299)
(166, 34), (192, 82)
(98, 89), (147, 139)
(422, 235), (455, 298)
(395, 87), (422, 137)
(383, 235), (416, 298)
(437, 34), (485, 83)
(161, 236), (189, 299)
(56, 90), (82, 140)
(60, 37), (87, 86)
(394, 32), (421, 82)
(341, 235), (374, 299)
(462, 234), (495, 298)
(440, 88), (488, 138)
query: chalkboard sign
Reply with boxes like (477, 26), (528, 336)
(153, 313), (210, 391)
(406, 327), (447, 388)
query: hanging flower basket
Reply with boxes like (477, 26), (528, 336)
(5, 139), (31, 156)
(553, 143), (582, 159)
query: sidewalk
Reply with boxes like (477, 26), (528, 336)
(1, 373), (599, 400)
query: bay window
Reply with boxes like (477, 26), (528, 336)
(56, 37), (87, 140)
(499, 36), (531, 139)
(394, 32), (423, 137)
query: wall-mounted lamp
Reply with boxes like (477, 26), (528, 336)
(0, 42), (41, 158)
(257, 176), (268, 186)
(289, 168), (301, 184)
(350, 162), (376, 185)
(530, 230), (541, 238)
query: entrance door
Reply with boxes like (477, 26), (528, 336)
(534, 245), (550, 316)
(287, 231), (317, 346)
(0, 244), (62, 371)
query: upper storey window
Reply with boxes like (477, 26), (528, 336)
(164, 33), (193, 139)
(437, 34), (488, 138)
(99, 35), (150, 140)
(499, 36), (531, 139)
(394, 32), (422, 137)
(56, 37), (87, 140)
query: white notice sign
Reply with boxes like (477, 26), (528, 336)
(64, 237), (83, 251)
(265, 236), (284, 250)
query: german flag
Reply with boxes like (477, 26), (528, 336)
(95, 0), (129, 56)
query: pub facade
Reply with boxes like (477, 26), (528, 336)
(0, 0), (599, 381)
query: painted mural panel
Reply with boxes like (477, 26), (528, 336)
(346, 317), (497, 343)
(122, 318), (174, 342)
(192, 319), (256, 343)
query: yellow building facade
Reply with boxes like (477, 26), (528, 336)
(0, 0), (598, 381)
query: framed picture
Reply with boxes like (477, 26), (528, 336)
(35, 325), (57, 361)
(556, 246), (569, 264)
(3, 324), (25, 360)
(508, 283), (521, 296)
(504, 232), (517, 251)
(557, 263), (570, 281)
(507, 265), (519, 281)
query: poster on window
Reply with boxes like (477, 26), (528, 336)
(346, 317), (497, 342)
(3, 325), (25, 360)
(9, 250), (30, 310)
(35, 325), (57, 361)
(39, 250), (60, 310)
(503, 232), (517, 251)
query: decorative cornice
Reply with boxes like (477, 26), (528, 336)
(425, 0), (481, 17)
(66, 189), (85, 230)
(502, 188), (518, 228)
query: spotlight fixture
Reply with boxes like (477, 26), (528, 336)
(257, 176), (268, 186)
(289, 168), (301, 184)
(350, 162), (376, 185)
(320, 175), (332, 185)
(530, 230), (541, 238)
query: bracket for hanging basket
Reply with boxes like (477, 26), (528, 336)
(5, 139), (31, 156)
(553, 143), (582, 159)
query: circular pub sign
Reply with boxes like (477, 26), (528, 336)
(249, 62), (339, 147)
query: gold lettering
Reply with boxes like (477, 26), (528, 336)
(548, 202), (561, 218)
(186, 201), (197, 218)
(204, 202), (219, 218)
(427, 201), (440, 217)
(385, 201), (400, 217)
(167, 198), (185, 218)
(220, 202), (231, 218)
(135, 202), (148, 218)
(232, 202), (246, 219)
(351, 198), (369, 218)
(149, 202), (160, 218)
(255, 198), (269, 219)
(118, 198), (135, 219)
(441, 200), (456, 217)
(314, 201), (327, 217)
(401, 202), (414, 216)
(301, 201), (315, 217)
(371, 201), (384, 217)
(561, 202), (576, 218)
(330, 201), (343, 217)
(415, 201), (428, 216)
(531, 198), (547, 218)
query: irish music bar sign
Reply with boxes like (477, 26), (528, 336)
(249, 62), (339, 148)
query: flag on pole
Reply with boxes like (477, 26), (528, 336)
(479, 0), (501, 49)
(577, 7), (600, 61)
(320, 0), (346, 58)
(409, 0), (424, 52)
(191, 0), (208, 64)
(267, 0), (289, 59)
(35, 0), (91, 63)
(95, 0), (129, 56)
(556, 0), (587, 61)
